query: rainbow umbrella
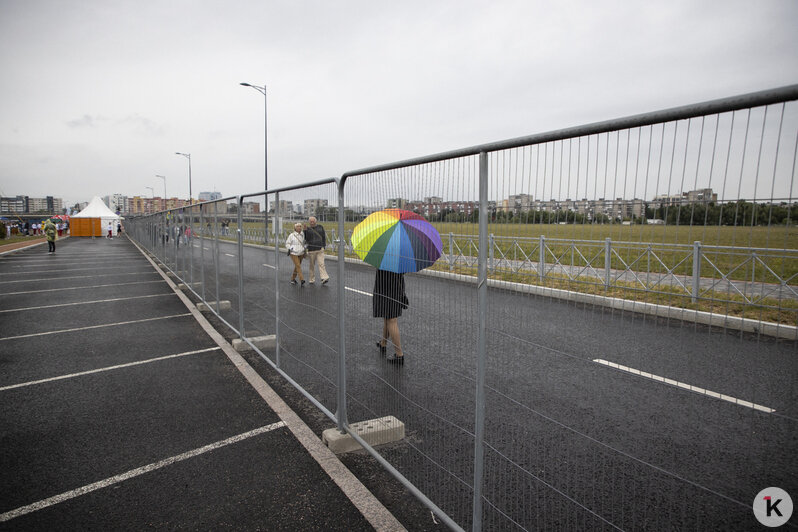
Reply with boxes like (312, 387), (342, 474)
(351, 209), (442, 273)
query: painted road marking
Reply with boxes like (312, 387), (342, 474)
(1, 280), (163, 296)
(0, 265), (149, 275)
(0, 313), (192, 342)
(0, 421), (287, 522)
(262, 264), (275, 269)
(345, 287), (372, 297)
(0, 272), (158, 285)
(0, 347), (222, 391)
(225, 253), (235, 257)
(0, 293), (173, 313)
(593, 359), (775, 413)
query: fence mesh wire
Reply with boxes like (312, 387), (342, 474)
(126, 90), (797, 531)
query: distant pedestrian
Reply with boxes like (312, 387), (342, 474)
(107, 222), (113, 238)
(44, 219), (56, 253)
(285, 222), (307, 286)
(304, 216), (329, 285)
(117, 222), (122, 235)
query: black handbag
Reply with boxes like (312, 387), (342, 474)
(400, 294), (409, 309)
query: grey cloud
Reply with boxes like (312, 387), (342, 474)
(66, 114), (102, 128)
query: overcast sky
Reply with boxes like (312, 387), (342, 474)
(1, 0), (796, 207)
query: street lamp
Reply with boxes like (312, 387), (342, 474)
(175, 152), (192, 204)
(240, 82), (268, 191)
(156, 174), (166, 198)
(145, 187), (154, 214)
(156, 174), (166, 210)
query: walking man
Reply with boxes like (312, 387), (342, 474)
(304, 216), (329, 285)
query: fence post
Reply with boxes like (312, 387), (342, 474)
(275, 192), (281, 368)
(336, 181), (349, 432)
(213, 202), (221, 314)
(200, 205), (206, 303)
(237, 199), (245, 338)
(489, 233), (495, 273)
(538, 235), (546, 282)
(604, 237), (612, 288)
(472, 151), (488, 532)
(188, 206), (194, 287)
(692, 241), (701, 303)
(449, 232), (454, 272)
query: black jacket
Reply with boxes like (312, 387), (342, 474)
(304, 225), (326, 251)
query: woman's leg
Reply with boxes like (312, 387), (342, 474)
(386, 318), (403, 356)
(290, 254), (301, 280)
(380, 319), (389, 347)
(296, 254), (305, 281)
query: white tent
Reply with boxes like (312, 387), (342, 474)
(72, 196), (120, 236)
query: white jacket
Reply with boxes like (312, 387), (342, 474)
(285, 231), (307, 255)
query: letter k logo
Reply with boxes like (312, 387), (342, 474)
(765, 496), (783, 518)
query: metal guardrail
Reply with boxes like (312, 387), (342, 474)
(127, 84), (798, 532)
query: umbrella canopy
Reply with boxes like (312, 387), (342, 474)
(351, 209), (442, 273)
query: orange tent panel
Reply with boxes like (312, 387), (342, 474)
(71, 218), (102, 237)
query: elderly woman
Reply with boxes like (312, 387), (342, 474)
(285, 222), (307, 286)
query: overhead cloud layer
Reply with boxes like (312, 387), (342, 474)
(1, 0), (796, 206)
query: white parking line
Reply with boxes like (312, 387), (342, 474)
(0, 313), (193, 342)
(593, 359), (776, 413)
(0, 272), (159, 285)
(0, 293), (173, 313)
(345, 287), (372, 297)
(1, 280), (163, 296)
(0, 421), (287, 522)
(0, 347), (222, 391)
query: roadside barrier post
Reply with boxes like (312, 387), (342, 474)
(472, 151), (489, 532)
(692, 241), (702, 303)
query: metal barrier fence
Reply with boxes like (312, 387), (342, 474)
(127, 84), (798, 531)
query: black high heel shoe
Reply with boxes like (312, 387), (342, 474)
(386, 353), (404, 364)
(376, 342), (386, 355)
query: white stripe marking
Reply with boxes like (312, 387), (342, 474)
(345, 287), (372, 297)
(0, 293), (172, 313)
(0, 265), (150, 276)
(1, 280), (163, 296)
(0, 272), (158, 285)
(593, 359), (775, 413)
(0, 313), (192, 342)
(262, 263), (275, 269)
(0, 422), (287, 522)
(224, 253), (235, 257)
(0, 347), (221, 391)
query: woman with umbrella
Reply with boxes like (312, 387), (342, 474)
(352, 209), (442, 365)
(373, 269), (407, 363)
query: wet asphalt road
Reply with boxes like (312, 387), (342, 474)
(153, 235), (798, 530)
(0, 238), (388, 531)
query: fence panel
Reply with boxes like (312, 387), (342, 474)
(123, 85), (797, 531)
(478, 99), (797, 530)
(342, 158), (483, 529)
(239, 183), (342, 418)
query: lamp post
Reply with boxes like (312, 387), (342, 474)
(156, 175), (166, 210)
(145, 186), (154, 214)
(175, 152), (192, 205)
(239, 82), (268, 192)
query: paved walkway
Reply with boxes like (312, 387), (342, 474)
(0, 237), (405, 530)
